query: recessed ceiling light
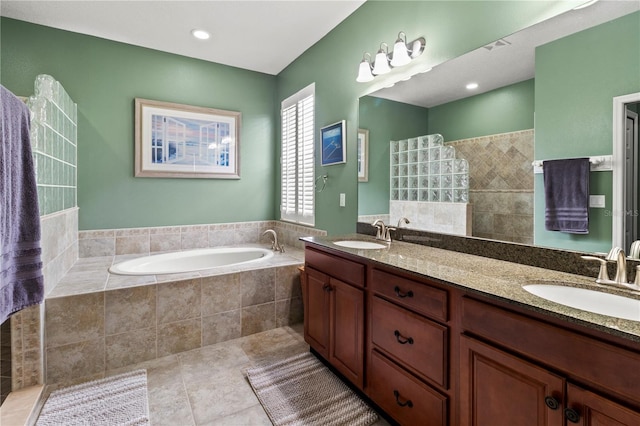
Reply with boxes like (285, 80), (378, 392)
(466, 82), (479, 90)
(191, 29), (210, 40)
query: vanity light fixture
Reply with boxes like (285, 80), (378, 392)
(191, 29), (210, 40)
(372, 43), (392, 75)
(356, 31), (426, 82)
(356, 53), (374, 82)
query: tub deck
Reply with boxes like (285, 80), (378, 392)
(47, 243), (304, 298)
(42, 244), (305, 386)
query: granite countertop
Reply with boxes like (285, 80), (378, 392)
(302, 234), (640, 343)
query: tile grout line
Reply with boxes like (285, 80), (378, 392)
(175, 351), (198, 426)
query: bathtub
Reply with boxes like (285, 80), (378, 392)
(109, 247), (274, 275)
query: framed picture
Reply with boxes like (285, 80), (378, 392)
(134, 98), (241, 178)
(357, 128), (369, 182)
(320, 120), (346, 166)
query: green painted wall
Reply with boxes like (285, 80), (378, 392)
(1, 1), (581, 234)
(277, 0), (580, 235)
(1, 18), (277, 230)
(534, 12), (640, 252)
(428, 79), (535, 141)
(358, 96), (429, 215)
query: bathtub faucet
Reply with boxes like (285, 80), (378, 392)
(262, 229), (285, 253)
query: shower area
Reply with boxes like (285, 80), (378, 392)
(1, 75), (79, 404)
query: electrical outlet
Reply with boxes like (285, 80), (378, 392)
(339, 193), (346, 207)
(589, 195), (605, 208)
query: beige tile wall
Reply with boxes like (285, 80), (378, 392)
(44, 264), (304, 385)
(10, 208), (78, 391)
(390, 201), (472, 236)
(78, 220), (325, 257)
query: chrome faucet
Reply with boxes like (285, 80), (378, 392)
(607, 247), (627, 284)
(262, 229), (284, 253)
(582, 247), (639, 290)
(372, 219), (387, 241)
(371, 219), (395, 243)
(397, 217), (410, 228)
(394, 217), (410, 241)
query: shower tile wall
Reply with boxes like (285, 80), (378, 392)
(447, 129), (534, 244)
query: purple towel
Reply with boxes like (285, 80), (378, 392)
(543, 158), (590, 234)
(1, 85), (44, 324)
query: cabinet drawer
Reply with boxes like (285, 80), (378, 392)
(371, 296), (448, 388)
(371, 268), (447, 321)
(305, 247), (365, 288)
(368, 350), (447, 426)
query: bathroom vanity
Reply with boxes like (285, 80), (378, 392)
(301, 236), (640, 425)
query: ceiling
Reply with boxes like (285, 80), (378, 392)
(371, 0), (640, 108)
(0, 0), (366, 75)
(1, 1), (637, 105)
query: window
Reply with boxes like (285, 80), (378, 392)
(281, 83), (315, 225)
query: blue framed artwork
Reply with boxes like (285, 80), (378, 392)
(320, 120), (346, 166)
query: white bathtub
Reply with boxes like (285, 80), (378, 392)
(109, 247), (274, 275)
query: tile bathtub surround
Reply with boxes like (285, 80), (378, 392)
(78, 220), (326, 258)
(8, 207), (78, 395)
(43, 260), (305, 385)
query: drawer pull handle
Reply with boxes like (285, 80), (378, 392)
(394, 330), (414, 345)
(393, 390), (413, 408)
(322, 284), (333, 292)
(544, 396), (560, 410)
(564, 408), (580, 423)
(394, 286), (414, 298)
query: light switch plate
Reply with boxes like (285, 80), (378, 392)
(589, 195), (605, 208)
(339, 193), (346, 207)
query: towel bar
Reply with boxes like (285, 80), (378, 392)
(532, 155), (613, 174)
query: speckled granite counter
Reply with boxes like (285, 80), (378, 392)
(302, 235), (640, 343)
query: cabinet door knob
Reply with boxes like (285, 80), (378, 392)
(393, 390), (413, 408)
(394, 330), (414, 345)
(394, 286), (414, 298)
(544, 396), (560, 410)
(322, 284), (333, 292)
(564, 408), (581, 423)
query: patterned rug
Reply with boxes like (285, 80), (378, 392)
(246, 352), (378, 426)
(36, 370), (149, 426)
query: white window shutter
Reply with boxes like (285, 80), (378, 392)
(280, 84), (315, 225)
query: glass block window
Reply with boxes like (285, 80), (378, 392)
(391, 134), (469, 203)
(27, 75), (77, 216)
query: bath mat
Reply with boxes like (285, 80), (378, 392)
(246, 352), (378, 426)
(36, 370), (149, 426)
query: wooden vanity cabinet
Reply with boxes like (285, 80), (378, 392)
(460, 297), (640, 426)
(303, 247), (365, 389)
(460, 335), (565, 425)
(303, 244), (640, 426)
(367, 267), (451, 425)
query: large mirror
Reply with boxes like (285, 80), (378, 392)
(358, 1), (640, 254)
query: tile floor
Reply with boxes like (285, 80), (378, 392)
(38, 324), (389, 425)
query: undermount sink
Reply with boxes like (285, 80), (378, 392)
(333, 240), (387, 249)
(523, 284), (640, 322)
